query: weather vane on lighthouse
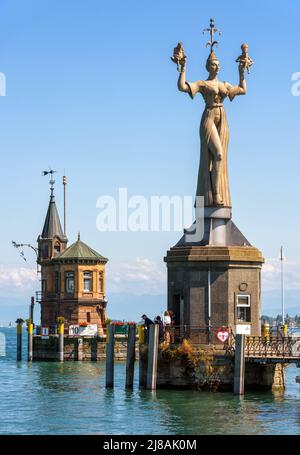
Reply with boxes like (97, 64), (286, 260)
(42, 169), (56, 197)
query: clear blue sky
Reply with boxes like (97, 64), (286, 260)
(0, 0), (300, 320)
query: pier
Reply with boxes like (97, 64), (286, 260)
(21, 321), (300, 394)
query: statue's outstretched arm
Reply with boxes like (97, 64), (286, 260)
(227, 63), (247, 101)
(177, 57), (190, 93)
(237, 62), (247, 95)
(177, 57), (202, 99)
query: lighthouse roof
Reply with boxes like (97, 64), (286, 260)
(41, 195), (65, 240)
(54, 236), (108, 263)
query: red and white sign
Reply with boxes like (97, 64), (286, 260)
(41, 327), (49, 339)
(216, 328), (229, 343)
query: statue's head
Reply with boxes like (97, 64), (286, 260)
(206, 50), (220, 76)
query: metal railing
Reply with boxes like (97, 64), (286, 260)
(227, 335), (300, 359)
(151, 324), (231, 346)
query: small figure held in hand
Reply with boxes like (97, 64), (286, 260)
(171, 42), (186, 72)
(235, 43), (253, 74)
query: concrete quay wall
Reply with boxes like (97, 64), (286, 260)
(139, 346), (286, 392)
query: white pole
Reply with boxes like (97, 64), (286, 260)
(63, 175), (67, 236)
(280, 246), (285, 327)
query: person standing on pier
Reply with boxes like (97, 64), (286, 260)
(141, 314), (154, 343)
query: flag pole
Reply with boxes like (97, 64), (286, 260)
(280, 246), (285, 327)
(63, 175), (67, 237)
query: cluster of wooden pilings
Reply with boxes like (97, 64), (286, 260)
(16, 319), (160, 390)
(105, 323), (160, 390)
(16, 319), (65, 363)
(16, 317), (248, 394)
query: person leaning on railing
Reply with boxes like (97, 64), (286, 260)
(163, 311), (172, 344)
(141, 314), (154, 344)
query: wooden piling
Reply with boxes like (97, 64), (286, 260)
(126, 324), (136, 388)
(58, 322), (64, 362)
(138, 326), (146, 388)
(105, 324), (115, 388)
(146, 324), (159, 390)
(234, 334), (245, 395)
(77, 337), (83, 361)
(27, 322), (33, 362)
(16, 319), (24, 361)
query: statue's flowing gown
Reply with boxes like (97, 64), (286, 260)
(187, 79), (238, 208)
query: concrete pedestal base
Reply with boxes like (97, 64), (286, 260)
(164, 208), (264, 342)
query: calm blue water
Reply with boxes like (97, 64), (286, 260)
(1, 328), (300, 435)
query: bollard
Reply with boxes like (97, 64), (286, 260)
(146, 324), (159, 390)
(58, 321), (64, 362)
(138, 325), (145, 344)
(16, 319), (24, 361)
(261, 322), (270, 340)
(126, 324), (136, 389)
(27, 322), (33, 362)
(77, 337), (83, 361)
(106, 324), (115, 388)
(233, 334), (245, 395)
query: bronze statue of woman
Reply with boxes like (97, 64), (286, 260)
(174, 46), (247, 207)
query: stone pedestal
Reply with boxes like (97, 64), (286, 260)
(164, 208), (264, 343)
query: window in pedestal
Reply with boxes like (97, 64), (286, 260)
(65, 271), (74, 294)
(87, 312), (91, 323)
(236, 294), (251, 323)
(83, 271), (93, 292)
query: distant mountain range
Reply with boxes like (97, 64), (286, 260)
(0, 289), (299, 324)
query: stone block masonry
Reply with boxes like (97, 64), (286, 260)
(139, 344), (286, 392)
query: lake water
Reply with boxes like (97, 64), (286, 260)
(1, 327), (300, 435)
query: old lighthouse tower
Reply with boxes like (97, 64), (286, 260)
(37, 172), (108, 333)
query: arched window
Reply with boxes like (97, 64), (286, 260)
(99, 272), (103, 292)
(44, 244), (49, 258)
(83, 271), (93, 292)
(65, 271), (74, 294)
(54, 243), (61, 256)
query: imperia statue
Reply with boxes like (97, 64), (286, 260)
(172, 20), (252, 208)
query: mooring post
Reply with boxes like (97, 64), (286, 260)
(138, 325), (146, 388)
(58, 320), (65, 362)
(126, 324), (136, 389)
(27, 321), (33, 362)
(234, 334), (245, 395)
(77, 337), (83, 361)
(105, 324), (115, 388)
(146, 324), (159, 390)
(16, 318), (24, 361)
